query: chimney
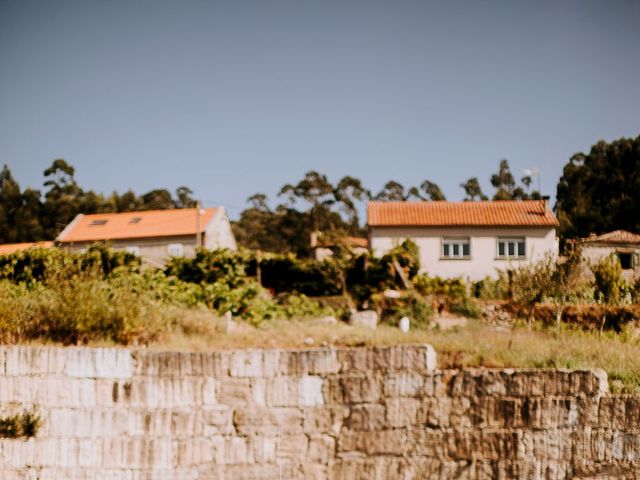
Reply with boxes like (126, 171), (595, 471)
(541, 195), (550, 210)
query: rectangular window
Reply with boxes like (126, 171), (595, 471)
(167, 243), (184, 257)
(442, 238), (471, 259)
(497, 238), (526, 259)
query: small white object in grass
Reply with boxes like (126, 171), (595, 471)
(224, 311), (234, 334)
(383, 289), (402, 299)
(399, 316), (410, 333)
(304, 337), (315, 346)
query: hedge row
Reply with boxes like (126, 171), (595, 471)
(165, 241), (421, 301)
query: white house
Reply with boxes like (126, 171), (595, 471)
(368, 200), (559, 280)
(57, 207), (237, 266)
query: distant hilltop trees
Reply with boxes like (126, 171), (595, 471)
(0, 159), (197, 243)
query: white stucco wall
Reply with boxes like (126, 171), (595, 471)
(63, 235), (198, 267)
(204, 207), (238, 251)
(369, 226), (558, 280)
(581, 245), (639, 265)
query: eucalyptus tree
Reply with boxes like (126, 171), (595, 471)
(460, 177), (488, 201)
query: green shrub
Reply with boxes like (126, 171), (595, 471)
(202, 279), (281, 324)
(277, 293), (335, 319)
(166, 244), (421, 301)
(449, 296), (482, 318)
(0, 244), (139, 285)
(259, 255), (344, 296)
(165, 248), (253, 287)
(591, 254), (627, 332)
(0, 250), (210, 344)
(413, 275), (467, 298)
(0, 245), (356, 343)
(377, 291), (434, 329)
(473, 274), (509, 300)
(592, 254), (624, 306)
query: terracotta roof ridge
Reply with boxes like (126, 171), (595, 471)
(367, 200), (557, 227)
(79, 207), (214, 217)
(581, 229), (640, 243)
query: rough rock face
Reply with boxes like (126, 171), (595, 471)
(0, 345), (638, 479)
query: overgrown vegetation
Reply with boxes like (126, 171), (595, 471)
(0, 408), (41, 439)
(0, 245), (339, 344)
(3, 239), (640, 346)
(0, 238), (438, 344)
(166, 239), (422, 304)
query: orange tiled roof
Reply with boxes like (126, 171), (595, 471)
(580, 230), (640, 245)
(368, 201), (559, 227)
(58, 208), (218, 243)
(0, 241), (54, 255)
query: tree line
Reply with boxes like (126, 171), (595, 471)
(0, 159), (197, 243)
(232, 159), (541, 255)
(1, 135), (639, 254)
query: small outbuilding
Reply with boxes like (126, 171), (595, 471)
(578, 230), (640, 278)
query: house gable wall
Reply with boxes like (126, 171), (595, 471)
(203, 207), (238, 251)
(63, 235), (198, 267)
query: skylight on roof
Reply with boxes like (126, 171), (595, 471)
(129, 217), (142, 224)
(90, 219), (108, 226)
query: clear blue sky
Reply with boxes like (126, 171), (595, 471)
(1, 0), (639, 217)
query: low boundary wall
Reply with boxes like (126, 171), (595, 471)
(0, 345), (638, 479)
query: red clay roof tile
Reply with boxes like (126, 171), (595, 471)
(580, 230), (640, 244)
(367, 201), (558, 227)
(0, 241), (54, 255)
(58, 208), (218, 243)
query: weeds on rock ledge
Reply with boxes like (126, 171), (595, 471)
(0, 408), (41, 439)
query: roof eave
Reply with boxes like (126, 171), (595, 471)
(58, 232), (202, 243)
(368, 223), (559, 228)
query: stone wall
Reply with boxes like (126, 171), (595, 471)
(0, 345), (638, 479)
